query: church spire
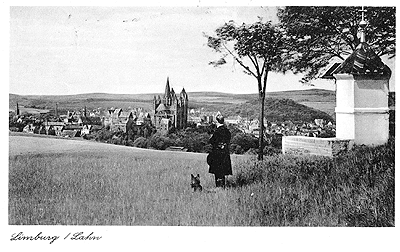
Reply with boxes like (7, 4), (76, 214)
(165, 76), (171, 98)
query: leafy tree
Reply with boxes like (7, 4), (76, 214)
(231, 133), (258, 152)
(205, 20), (286, 160)
(148, 133), (174, 150)
(277, 6), (396, 83)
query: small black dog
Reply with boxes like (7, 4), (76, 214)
(190, 174), (203, 192)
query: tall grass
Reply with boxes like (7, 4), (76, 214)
(9, 152), (243, 225)
(9, 139), (394, 226)
(230, 138), (395, 226)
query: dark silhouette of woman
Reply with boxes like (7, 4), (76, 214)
(207, 112), (232, 187)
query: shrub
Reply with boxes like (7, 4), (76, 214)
(244, 148), (258, 155)
(125, 139), (135, 147)
(47, 129), (56, 136)
(111, 135), (125, 145)
(231, 133), (258, 152)
(263, 145), (281, 156)
(148, 133), (174, 150)
(95, 129), (114, 142)
(168, 131), (209, 153)
(230, 143), (244, 154)
(83, 133), (96, 140)
(180, 132), (209, 152)
(9, 127), (19, 132)
(133, 137), (149, 148)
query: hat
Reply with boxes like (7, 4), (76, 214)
(215, 111), (224, 123)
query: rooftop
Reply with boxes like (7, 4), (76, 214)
(332, 43), (391, 77)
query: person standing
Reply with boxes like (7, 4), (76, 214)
(207, 112), (232, 188)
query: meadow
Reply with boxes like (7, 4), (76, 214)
(9, 135), (394, 226)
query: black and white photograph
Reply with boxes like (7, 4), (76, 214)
(3, 1), (399, 251)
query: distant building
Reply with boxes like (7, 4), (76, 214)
(153, 77), (188, 133)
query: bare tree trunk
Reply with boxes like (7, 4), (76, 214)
(258, 90), (265, 161)
(258, 69), (269, 161)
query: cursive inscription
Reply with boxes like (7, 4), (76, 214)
(66, 232), (102, 241)
(10, 232), (59, 244)
(10, 231), (102, 244)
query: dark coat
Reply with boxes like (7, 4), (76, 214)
(207, 125), (232, 176)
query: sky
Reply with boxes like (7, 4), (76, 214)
(8, 5), (341, 96)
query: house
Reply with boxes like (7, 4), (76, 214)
(38, 126), (47, 135)
(189, 116), (201, 123)
(112, 108), (123, 119)
(82, 124), (102, 135)
(118, 111), (134, 124)
(44, 125), (55, 135)
(61, 130), (80, 138)
(22, 124), (34, 134)
(53, 125), (64, 136)
(81, 125), (92, 135)
(225, 117), (238, 125)
(79, 116), (102, 126)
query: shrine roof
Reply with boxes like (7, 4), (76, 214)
(332, 43), (391, 77)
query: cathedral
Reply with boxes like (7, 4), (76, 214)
(153, 77), (189, 133)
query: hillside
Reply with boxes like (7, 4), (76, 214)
(220, 98), (334, 123)
(9, 89), (335, 121)
(9, 134), (207, 161)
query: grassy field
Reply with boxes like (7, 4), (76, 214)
(9, 135), (249, 225)
(9, 135), (394, 226)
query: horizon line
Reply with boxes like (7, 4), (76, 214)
(9, 87), (334, 97)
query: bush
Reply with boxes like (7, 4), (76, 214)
(111, 135), (125, 145)
(83, 133), (96, 140)
(95, 129), (114, 142)
(9, 127), (19, 132)
(168, 131), (210, 153)
(9, 120), (25, 132)
(244, 148), (258, 155)
(180, 132), (209, 152)
(47, 129), (56, 136)
(148, 133), (174, 150)
(231, 133), (258, 152)
(263, 145), (281, 156)
(133, 137), (149, 148)
(230, 143), (244, 154)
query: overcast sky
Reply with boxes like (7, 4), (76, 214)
(9, 5), (340, 95)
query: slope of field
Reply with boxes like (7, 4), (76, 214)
(9, 134), (251, 226)
(9, 135), (209, 161)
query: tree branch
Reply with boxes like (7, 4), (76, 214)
(248, 54), (261, 77)
(221, 42), (258, 78)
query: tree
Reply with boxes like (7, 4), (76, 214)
(205, 20), (286, 160)
(277, 6), (396, 83)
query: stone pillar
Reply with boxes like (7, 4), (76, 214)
(334, 74), (390, 145)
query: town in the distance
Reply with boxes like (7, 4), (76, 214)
(9, 77), (336, 154)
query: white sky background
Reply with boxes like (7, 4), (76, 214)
(9, 5), (339, 95)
